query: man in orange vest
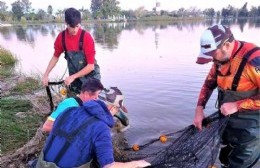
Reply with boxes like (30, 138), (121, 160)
(194, 24), (260, 168)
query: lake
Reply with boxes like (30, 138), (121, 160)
(0, 18), (259, 145)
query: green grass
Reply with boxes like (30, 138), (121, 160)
(11, 77), (41, 94)
(0, 47), (16, 78)
(0, 98), (42, 154)
(0, 47), (17, 65)
(0, 65), (15, 78)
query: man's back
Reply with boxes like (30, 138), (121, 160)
(42, 100), (114, 167)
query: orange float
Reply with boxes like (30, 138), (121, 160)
(132, 144), (140, 151)
(60, 87), (67, 96)
(159, 135), (167, 143)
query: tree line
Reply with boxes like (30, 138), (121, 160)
(0, 0), (260, 22)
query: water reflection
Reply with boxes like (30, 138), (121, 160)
(0, 19), (259, 51)
(92, 23), (124, 50)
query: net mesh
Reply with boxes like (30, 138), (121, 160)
(115, 111), (228, 168)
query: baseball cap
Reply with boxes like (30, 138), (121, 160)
(196, 24), (234, 64)
(99, 87), (129, 126)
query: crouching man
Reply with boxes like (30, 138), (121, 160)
(36, 87), (150, 168)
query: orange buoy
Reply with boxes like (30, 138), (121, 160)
(159, 135), (167, 143)
(60, 87), (67, 96)
(209, 166), (217, 168)
(132, 144), (140, 151)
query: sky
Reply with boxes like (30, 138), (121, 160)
(4, 0), (260, 12)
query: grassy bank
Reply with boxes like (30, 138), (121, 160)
(0, 98), (42, 153)
(0, 47), (17, 78)
(0, 47), (45, 155)
(0, 47), (16, 65)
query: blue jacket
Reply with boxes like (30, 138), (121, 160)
(43, 100), (115, 168)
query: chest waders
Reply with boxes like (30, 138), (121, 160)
(36, 107), (98, 168)
(62, 30), (101, 94)
(217, 46), (260, 168)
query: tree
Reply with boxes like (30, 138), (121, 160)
(177, 8), (185, 17)
(238, 2), (248, 17)
(100, 0), (120, 19)
(47, 5), (53, 16)
(79, 7), (92, 20)
(0, 1), (8, 12)
(11, 0), (24, 21)
(221, 5), (237, 18)
(91, 0), (120, 19)
(0, 1), (8, 21)
(203, 8), (215, 18)
(248, 6), (258, 17)
(35, 9), (47, 20)
(21, 0), (31, 15)
(121, 9), (136, 19)
(91, 0), (102, 19)
(134, 6), (146, 18)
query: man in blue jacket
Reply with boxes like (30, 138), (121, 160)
(36, 87), (150, 168)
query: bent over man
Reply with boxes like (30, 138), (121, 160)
(193, 24), (260, 168)
(37, 87), (150, 168)
(42, 8), (100, 94)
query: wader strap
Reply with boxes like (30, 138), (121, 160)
(73, 96), (83, 106)
(232, 47), (260, 91)
(44, 107), (77, 156)
(62, 30), (67, 52)
(79, 30), (85, 51)
(53, 117), (97, 164)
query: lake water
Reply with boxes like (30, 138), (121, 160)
(0, 19), (260, 146)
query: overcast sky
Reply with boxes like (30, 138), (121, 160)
(4, 0), (260, 12)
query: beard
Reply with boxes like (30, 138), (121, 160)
(214, 50), (230, 65)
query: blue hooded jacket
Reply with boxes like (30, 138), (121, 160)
(43, 100), (115, 168)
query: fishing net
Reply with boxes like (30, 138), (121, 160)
(115, 111), (228, 168)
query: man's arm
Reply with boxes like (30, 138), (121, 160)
(42, 118), (54, 133)
(194, 65), (218, 130)
(93, 124), (150, 168)
(104, 160), (151, 168)
(64, 64), (94, 86)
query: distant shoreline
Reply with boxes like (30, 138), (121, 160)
(1, 16), (259, 25)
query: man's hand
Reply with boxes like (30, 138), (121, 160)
(135, 160), (151, 167)
(220, 102), (238, 116)
(193, 106), (205, 131)
(42, 75), (49, 86)
(64, 75), (76, 86)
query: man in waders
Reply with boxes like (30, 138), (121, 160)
(42, 78), (104, 133)
(42, 7), (100, 94)
(193, 24), (260, 168)
(36, 87), (150, 168)
(42, 79), (129, 133)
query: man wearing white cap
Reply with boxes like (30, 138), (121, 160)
(36, 86), (150, 168)
(193, 24), (260, 168)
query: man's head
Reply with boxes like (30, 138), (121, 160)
(197, 24), (235, 65)
(99, 87), (129, 126)
(65, 8), (81, 35)
(80, 78), (104, 102)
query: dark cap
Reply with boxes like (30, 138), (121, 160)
(197, 24), (234, 64)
